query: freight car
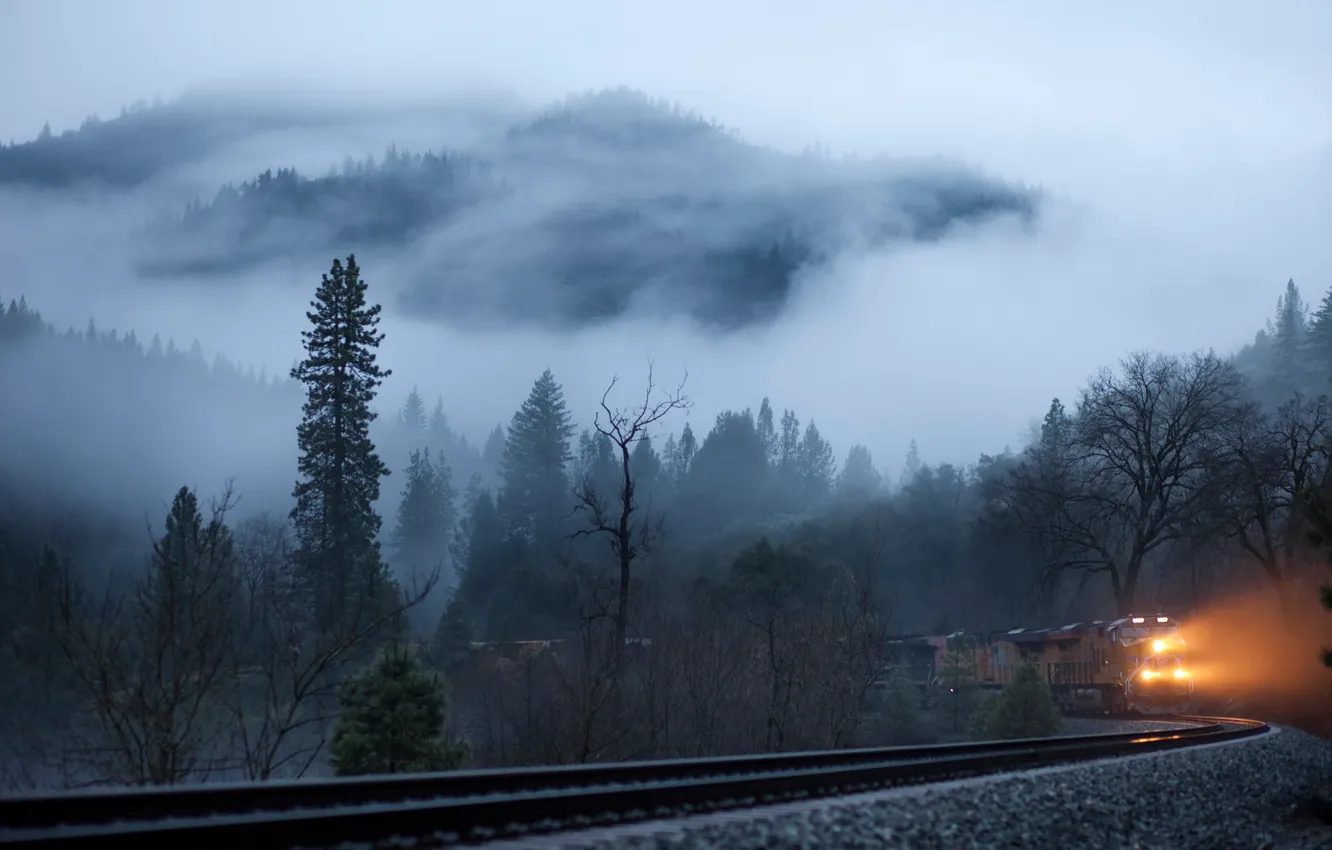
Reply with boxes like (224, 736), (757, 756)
(882, 614), (1193, 715)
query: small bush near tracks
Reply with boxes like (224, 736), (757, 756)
(972, 663), (1061, 740)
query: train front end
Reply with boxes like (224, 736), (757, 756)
(1123, 616), (1194, 714)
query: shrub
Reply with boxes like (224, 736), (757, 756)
(974, 663), (1060, 740)
(330, 643), (469, 775)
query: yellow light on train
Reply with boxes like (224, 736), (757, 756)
(1174, 669), (1189, 679)
(1140, 670), (1157, 679)
(1152, 639), (1167, 653)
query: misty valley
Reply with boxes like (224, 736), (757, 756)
(1, 88), (1331, 792)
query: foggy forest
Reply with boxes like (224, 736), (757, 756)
(1, 3), (1331, 792)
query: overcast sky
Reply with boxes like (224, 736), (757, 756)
(3, 0), (1331, 470)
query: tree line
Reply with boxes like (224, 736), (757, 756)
(2, 261), (1329, 786)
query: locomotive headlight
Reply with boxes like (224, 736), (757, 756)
(1174, 669), (1189, 679)
(1140, 670), (1157, 679)
(1152, 639), (1167, 654)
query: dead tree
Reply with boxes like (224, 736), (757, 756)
(1004, 352), (1246, 616)
(228, 513), (438, 780)
(571, 363), (689, 652)
(52, 485), (241, 786)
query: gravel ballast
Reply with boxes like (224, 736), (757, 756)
(491, 725), (1332, 850)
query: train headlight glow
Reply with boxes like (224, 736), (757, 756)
(1140, 670), (1157, 679)
(1152, 639), (1167, 653)
(1174, 669), (1189, 679)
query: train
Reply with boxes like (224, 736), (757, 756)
(880, 614), (1194, 715)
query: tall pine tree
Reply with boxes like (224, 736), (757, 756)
(1268, 278), (1308, 400)
(290, 255), (393, 632)
(1307, 282), (1332, 384)
(391, 448), (456, 580)
(498, 369), (575, 547)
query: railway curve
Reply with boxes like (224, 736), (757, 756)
(0, 716), (1269, 850)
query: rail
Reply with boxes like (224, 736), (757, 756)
(0, 715), (1269, 849)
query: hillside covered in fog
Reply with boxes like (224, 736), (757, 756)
(3, 88), (1038, 331)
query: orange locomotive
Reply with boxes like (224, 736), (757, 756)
(883, 614), (1194, 715)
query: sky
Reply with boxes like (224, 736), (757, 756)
(3, 0), (1331, 472)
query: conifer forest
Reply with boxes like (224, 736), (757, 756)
(1, 84), (1329, 789)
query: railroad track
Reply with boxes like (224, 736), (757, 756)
(0, 715), (1268, 849)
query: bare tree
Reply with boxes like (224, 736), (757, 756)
(571, 363), (690, 651)
(51, 485), (240, 786)
(1004, 352), (1246, 615)
(227, 516), (439, 780)
(1211, 393), (1330, 616)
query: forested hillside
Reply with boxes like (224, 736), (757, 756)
(2, 257), (1329, 786)
(6, 89), (1038, 331)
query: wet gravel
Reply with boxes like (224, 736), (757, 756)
(507, 725), (1332, 850)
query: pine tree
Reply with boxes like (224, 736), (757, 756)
(290, 255), (393, 632)
(498, 370), (575, 545)
(1307, 283), (1332, 384)
(453, 488), (511, 636)
(756, 397), (777, 467)
(329, 644), (467, 775)
(901, 439), (922, 488)
(836, 444), (882, 497)
(660, 431), (681, 492)
(391, 448), (456, 578)
(677, 423), (698, 486)
(1269, 278), (1308, 397)
(796, 420), (836, 500)
(977, 663), (1060, 739)
(398, 386), (426, 432)
(629, 434), (662, 496)
(937, 634), (979, 734)
(430, 593), (473, 672)
(480, 424), (505, 485)
(777, 409), (800, 476)
(449, 473), (484, 569)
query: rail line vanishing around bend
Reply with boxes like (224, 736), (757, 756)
(0, 715), (1269, 850)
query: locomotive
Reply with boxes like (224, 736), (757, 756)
(882, 614), (1194, 715)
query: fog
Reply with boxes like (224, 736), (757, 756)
(3, 0), (1331, 517)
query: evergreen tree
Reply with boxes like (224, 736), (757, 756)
(836, 444), (882, 497)
(398, 386), (426, 432)
(453, 486), (526, 638)
(937, 634), (979, 734)
(430, 593), (473, 673)
(756, 397), (778, 467)
(329, 644), (467, 775)
(1268, 278), (1308, 397)
(289, 255), (393, 632)
(660, 433), (680, 492)
(391, 448), (456, 578)
(498, 370), (575, 545)
(901, 438), (922, 488)
(449, 473), (484, 570)
(574, 428), (618, 497)
(480, 423), (505, 485)
(1307, 282), (1332, 383)
(796, 420), (836, 500)
(676, 422), (698, 486)
(629, 434), (662, 498)
(777, 409), (801, 476)
(977, 663), (1060, 739)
